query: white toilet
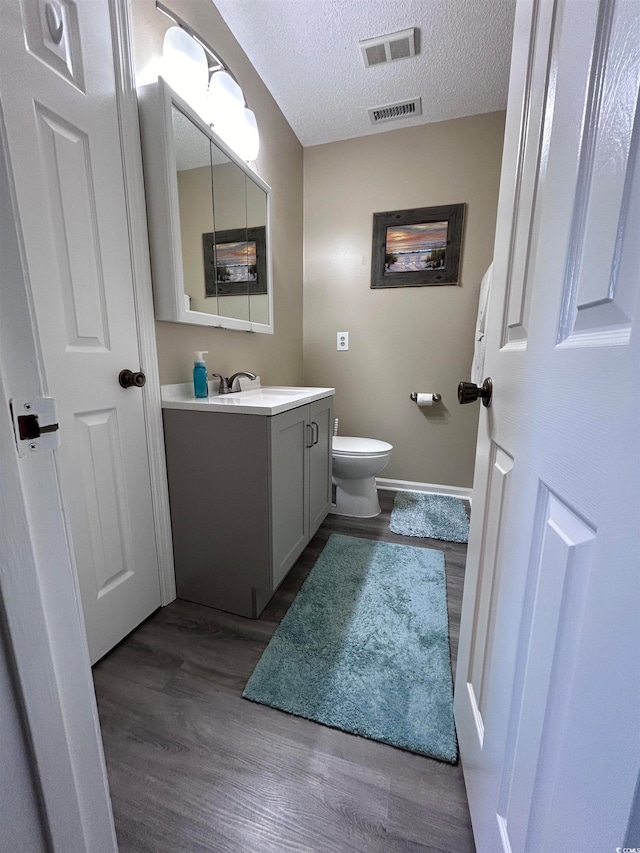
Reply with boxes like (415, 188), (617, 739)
(331, 436), (393, 518)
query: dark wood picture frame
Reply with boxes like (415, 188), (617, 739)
(370, 203), (465, 289)
(203, 226), (267, 297)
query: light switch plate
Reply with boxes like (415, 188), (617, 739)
(337, 331), (349, 351)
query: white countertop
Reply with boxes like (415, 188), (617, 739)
(161, 381), (335, 416)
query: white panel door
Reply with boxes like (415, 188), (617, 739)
(0, 0), (161, 662)
(455, 0), (640, 850)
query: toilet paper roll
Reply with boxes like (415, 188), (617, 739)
(416, 393), (435, 407)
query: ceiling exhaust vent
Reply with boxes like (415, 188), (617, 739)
(360, 28), (418, 68)
(368, 97), (422, 126)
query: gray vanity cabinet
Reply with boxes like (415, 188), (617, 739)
(162, 395), (333, 618)
(307, 397), (334, 535)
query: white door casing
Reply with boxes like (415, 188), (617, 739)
(455, 1), (640, 851)
(0, 0), (173, 663)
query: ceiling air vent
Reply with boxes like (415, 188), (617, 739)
(360, 28), (418, 68)
(368, 97), (422, 126)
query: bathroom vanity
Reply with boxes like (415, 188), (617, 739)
(161, 384), (334, 617)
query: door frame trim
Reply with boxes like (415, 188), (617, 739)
(110, 0), (176, 605)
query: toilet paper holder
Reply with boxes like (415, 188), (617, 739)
(410, 392), (441, 403)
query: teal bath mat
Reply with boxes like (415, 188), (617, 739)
(389, 492), (470, 543)
(243, 534), (457, 763)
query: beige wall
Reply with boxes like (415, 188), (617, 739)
(303, 113), (505, 488)
(131, 0), (303, 384)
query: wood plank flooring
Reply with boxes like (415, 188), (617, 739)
(92, 490), (475, 853)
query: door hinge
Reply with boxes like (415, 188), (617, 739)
(10, 397), (60, 457)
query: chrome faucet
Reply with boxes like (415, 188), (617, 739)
(211, 371), (257, 394)
(228, 371), (257, 391)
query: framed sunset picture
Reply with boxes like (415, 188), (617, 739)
(203, 226), (267, 297)
(370, 204), (465, 289)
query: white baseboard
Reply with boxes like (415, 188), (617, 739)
(376, 477), (473, 503)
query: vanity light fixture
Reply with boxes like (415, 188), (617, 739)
(208, 70), (260, 161)
(161, 26), (209, 117)
(207, 69), (245, 120)
(156, 3), (260, 163)
(239, 108), (260, 161)
(156, 1), (225, 73)
(212, 106), (260, 162)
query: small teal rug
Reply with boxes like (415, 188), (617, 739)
(389, 492), (470, 543)
(243, 534), (457, 763)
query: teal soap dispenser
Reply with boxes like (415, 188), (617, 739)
(193, 351), (209, 398)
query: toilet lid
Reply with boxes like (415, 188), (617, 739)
(332, 436), (393, 456)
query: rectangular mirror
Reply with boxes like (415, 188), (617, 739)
(208, 149), (250, 322)
(172, 106), (217, 318)
(246, 176), (269, 325)
(138, 78), (273, 334)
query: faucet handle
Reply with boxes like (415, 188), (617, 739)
(211, 373), (230, 394)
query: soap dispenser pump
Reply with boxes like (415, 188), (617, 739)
(193, 351), (209, 398)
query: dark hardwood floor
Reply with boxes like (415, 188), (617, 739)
(92, 490), (475, 853)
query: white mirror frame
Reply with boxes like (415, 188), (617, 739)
(137, 77), (273, 333)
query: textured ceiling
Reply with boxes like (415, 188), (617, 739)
(212, 0), (517, 147)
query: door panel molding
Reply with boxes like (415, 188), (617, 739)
(34, 103), (111, 351)
(497, 485), (595, 852)
(467, 444), (514, 733)
(75, 407), (134, 594)
(557, 0), (640, 346)
(21, 0), (86, 90)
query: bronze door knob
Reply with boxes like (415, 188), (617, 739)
(458, 377), (493, 407)
(119, 369), (146, 388)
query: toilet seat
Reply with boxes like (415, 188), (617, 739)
(332, 436), (393, 457)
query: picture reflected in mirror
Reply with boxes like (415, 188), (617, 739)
(203, 226), (267, 296)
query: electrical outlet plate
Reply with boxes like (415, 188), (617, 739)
(337, 331), (349, 351)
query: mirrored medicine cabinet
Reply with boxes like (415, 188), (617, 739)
(138, 78), (273, 333)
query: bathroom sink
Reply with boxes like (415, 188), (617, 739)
(236, 388), (303, 399)
(161, 382), (335, 416)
